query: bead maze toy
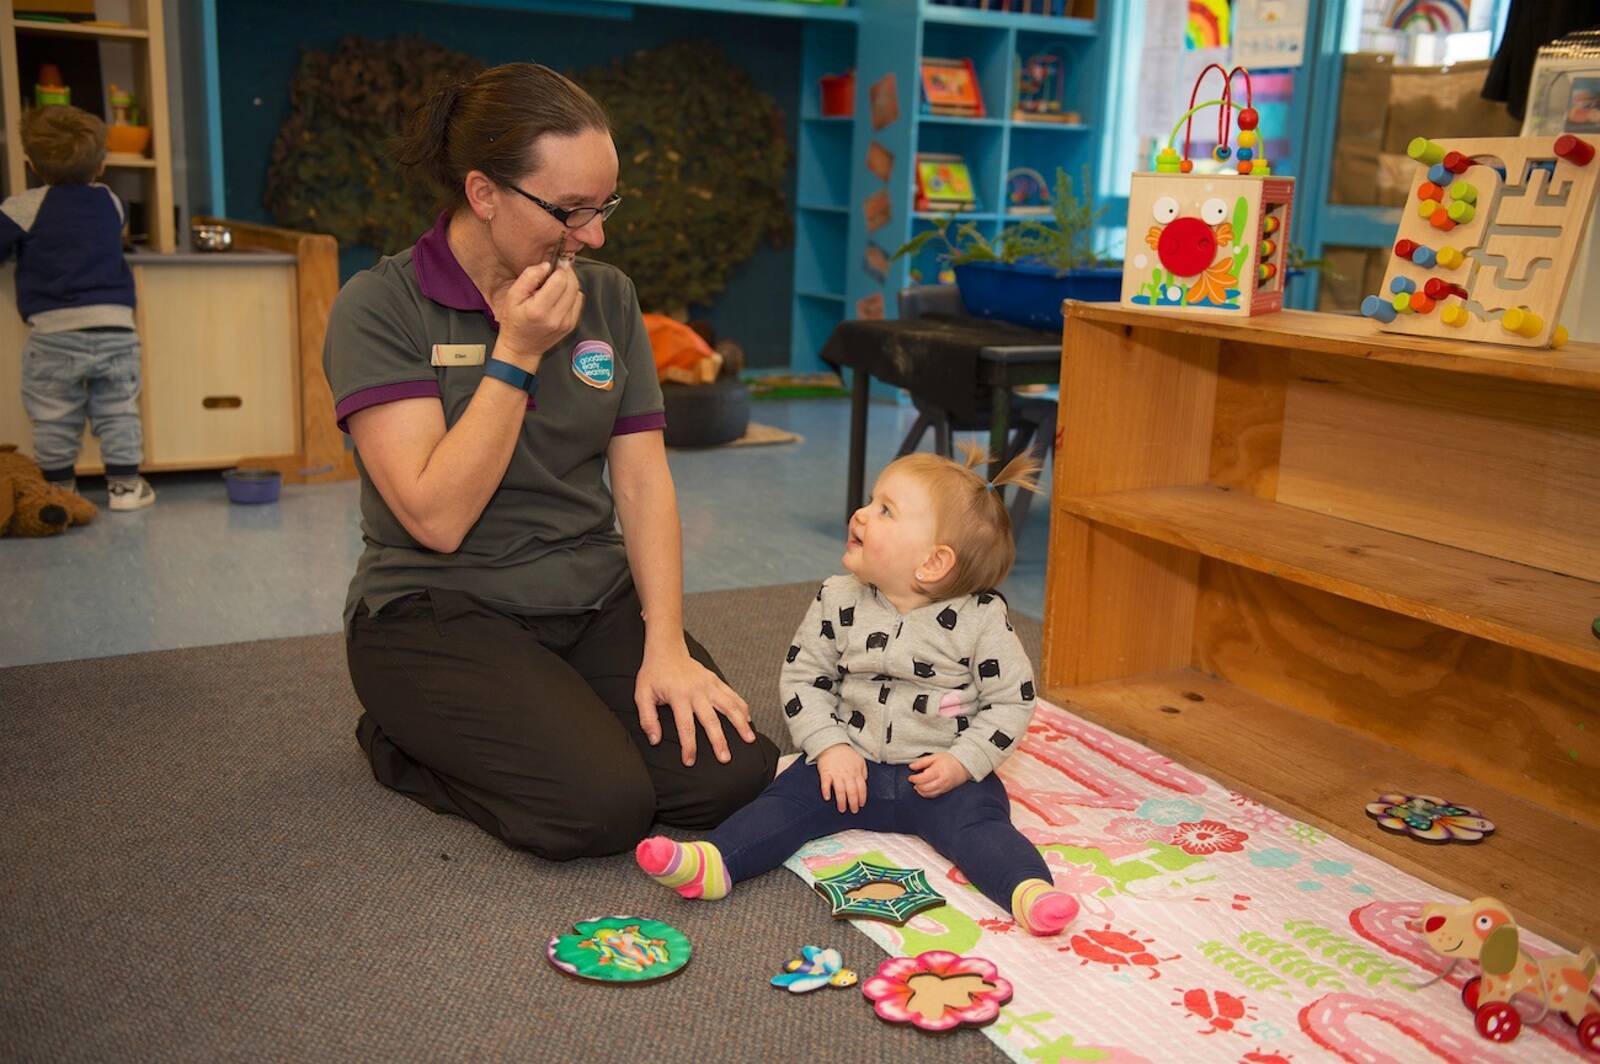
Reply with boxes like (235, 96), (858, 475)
(1361, 134), (1600, 349)
(1122, 64), (1294, 317)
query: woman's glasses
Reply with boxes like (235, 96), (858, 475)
(509, 185), (622, 229)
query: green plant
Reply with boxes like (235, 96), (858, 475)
(891, 166), (1106, 274)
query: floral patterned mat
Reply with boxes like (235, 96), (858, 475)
(783, 700), (1593, 1062)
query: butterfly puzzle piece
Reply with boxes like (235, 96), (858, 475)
(770, 946), (858, 993)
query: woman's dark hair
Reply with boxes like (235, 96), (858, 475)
(393, 62), (609, 206)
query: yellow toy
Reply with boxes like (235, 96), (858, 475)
(1417, 896), (1600, 1049)
(0, 444), (97, 537)
(1122, 63), (1294, 318)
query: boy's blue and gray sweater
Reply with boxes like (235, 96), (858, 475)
(0, 184), (136, 333)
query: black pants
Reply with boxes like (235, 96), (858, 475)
(346, 586), (779, 860)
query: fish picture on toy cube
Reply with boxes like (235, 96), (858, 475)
(1122, 173), (1294, 316)
(1363, 134), (1600, 348)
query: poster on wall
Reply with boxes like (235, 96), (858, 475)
(869, 73), (900, 131)
(1185, 0), (1232, 50)
(1233, 0), (1308, 68)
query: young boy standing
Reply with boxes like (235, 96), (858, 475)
(1, 105), (154, 510)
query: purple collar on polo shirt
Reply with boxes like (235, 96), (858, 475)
(413, 212), (499, 327)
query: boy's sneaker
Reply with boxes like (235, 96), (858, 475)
(108, 475), (156, 511)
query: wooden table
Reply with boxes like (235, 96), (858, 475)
(1041, 301), (1600, 947)
(822, 317), (1060, 522)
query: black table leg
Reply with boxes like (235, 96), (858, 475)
(847, 367), (870, 522)
(988, 380), (1010, 487)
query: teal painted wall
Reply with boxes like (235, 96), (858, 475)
(213, 0), (802, 367)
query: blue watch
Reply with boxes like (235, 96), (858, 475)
(483, 357), (539, 395)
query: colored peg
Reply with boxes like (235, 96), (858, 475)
(1450, 181), (1477, 204)
(1238, 130), (1258, 149)
(1361, 295), (1398, 323)
(1408, 137), (1446, 165)
(1419, 198), (1441, 219)
(1426, 163), (1454, 187)
(1237, 161), (1254, 174)
(1393, 292), (1415, 314)
(1502, 307), (1544, 337)
(1238, 107), (1260, 131)
(1410, 293), (1435, 314)
(1413, 246), (1438, 268)
(1419, 181), (1445, 202)
(1447, 200), (1475, 223)
(1555, 134), (1595, 167)
(1263, 215), (1281, 234)
(1157, 147), (1182, 173)
(1441, 305), (1469, 327)
(1430, 207), (1456, 231)
(1424, 278), (1451, 300)
(1390, 276), (1417, 295)
(1437, 246), (1464, 269)
(1553, 324), (1570, 348)
(1443, 150), (1471, 174)
(1394, 239), (1419, 260)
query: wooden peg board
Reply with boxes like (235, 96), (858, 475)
(1374, 136), (1600, 348)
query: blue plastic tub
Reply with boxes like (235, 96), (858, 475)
(222, 467), (282, 504)
(953, 261), (1122, 332)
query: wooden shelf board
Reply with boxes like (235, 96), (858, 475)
(12, 18), (149, 39)
(1060, 485), (1600, 673)
(104, 153), (156, 169)
(1065, 303), (1600, 393)
(1045, 668), (1600, 948)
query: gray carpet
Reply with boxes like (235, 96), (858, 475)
(1, 582), (1042, 1063)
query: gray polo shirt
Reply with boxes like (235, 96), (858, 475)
(323, 212), (665, 626)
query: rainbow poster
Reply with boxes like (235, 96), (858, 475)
(1186, 0), (1232, 50)
(1384, 0), (1468, 33)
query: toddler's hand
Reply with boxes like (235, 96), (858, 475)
(817, 744), (868, 813)
(908, 752), (971, 799)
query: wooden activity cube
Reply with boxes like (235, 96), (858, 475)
(1121, 173), (1294, 317)
(1367, 134), (1600, 349)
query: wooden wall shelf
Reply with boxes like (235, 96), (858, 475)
(1042, 302), (1600, 949)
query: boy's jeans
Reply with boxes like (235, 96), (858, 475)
(20, 327), (144, 474)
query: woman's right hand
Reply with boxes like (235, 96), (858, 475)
(490, 261), (585, 372)
(817, 743), (868, 813)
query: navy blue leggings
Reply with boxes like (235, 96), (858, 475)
(706, 758), (1051, 912)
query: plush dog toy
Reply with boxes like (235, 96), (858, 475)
(1417, 896), (1599, 1048)
(0, 444), (97, 537)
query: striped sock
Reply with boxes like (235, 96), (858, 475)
(1011, 878), (1079, 936)
(634, 837), (730, 900)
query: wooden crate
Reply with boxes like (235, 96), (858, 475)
(1042, 302), (1600, 948)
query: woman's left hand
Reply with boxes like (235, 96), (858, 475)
(908, 752), (971, 798)
(635, 646), (754, 767)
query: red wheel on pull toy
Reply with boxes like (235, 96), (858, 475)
(1460, 976), (1481, 1010)
(1578, 1013), (1600, 1053)
(1474, 1001), (1521, 1043)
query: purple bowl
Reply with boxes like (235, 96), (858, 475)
(222, 467), (282, 504)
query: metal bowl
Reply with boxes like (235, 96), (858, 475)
(191, 224), (233, 252)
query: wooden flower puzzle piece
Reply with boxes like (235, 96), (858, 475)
(1414, 897), (1600, 1050)
(545, 916), (691, 985)
(771, 946), (858, 993)
(1365, 792), (1495, 844)
(861, 950), (1013, 1033)
(812, 860), (945, 924)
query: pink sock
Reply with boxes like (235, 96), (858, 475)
(634, 836), (729, 900)
(1025, 891), (1080, 936)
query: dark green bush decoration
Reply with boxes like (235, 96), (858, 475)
(577, 41), (791, 314)
(264, 36), (792, 314)
(265, 36), (484, 254)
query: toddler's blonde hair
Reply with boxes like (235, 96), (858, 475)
(22, 105), (107, 185)
(883, 442), (1042, 599)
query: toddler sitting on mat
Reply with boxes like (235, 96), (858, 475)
(638, 447), (1079, 936)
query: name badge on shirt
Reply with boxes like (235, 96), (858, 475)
(431, 343), (487, 367)
(572, 340), (615, 390)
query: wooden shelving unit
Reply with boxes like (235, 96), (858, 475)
(1, 0), (175, 251)
(1042, 302), (1600, 948)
